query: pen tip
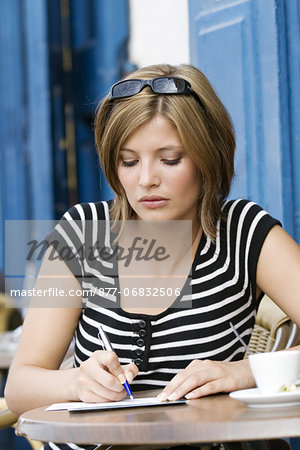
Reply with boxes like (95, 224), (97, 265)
(130, 395), (134, 400)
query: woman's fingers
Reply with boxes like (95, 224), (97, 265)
(185, 380), (223, 399)
(123, 362), (139, 383)
(77, 376), (127, 402)
(77, 351), (139, 402)
(93, 353), (139, 385)
(157, 360), (204, 400)
(157, 359), (254, 401)
(81, 351), (125, 391)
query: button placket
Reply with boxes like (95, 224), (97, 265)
(136, 338), (144, 347)
(134, 358), (143, 367)
(138, 320), (146, 328)
(132, 319), (147, 368)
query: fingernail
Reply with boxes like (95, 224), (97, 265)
(126, 373), (133, 383)
(185, 392), (196, 399)
(117, 373), (126, 384)
(157, 392), (168, 402)
(167, 393), (177, 401)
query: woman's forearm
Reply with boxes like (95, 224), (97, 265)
(5, 365), (80, 417)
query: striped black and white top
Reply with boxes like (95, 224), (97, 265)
(43, 199), (280, 450)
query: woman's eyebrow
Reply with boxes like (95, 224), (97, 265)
(119, 148), (136, 153)
(120, 146), (185, 153)
(157, 146), (185, 152)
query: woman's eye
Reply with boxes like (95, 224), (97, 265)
(163, 158), (182, 166)
(120, 158), (182, 167)
(121, 160), (138, 167)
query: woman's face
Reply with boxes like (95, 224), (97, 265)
(117, 115), (202, 225)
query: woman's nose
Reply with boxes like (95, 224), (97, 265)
(138, 162), (160, 188)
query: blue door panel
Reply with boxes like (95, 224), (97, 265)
(0, 0), (28, 221)
(71, 0), (130, 203)
(191, 12), (251, 200)
(0, 0), (29, 272)
(24, 0), (54, 220)
(189, 0), (294, 235)
(72, 0), (130, 114)
(284, 0), (300, 244)
(254, 0), (293, 234)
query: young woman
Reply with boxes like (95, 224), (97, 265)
(5, 64), (300, 450)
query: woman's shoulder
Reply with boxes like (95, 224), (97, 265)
(222, 198), (273, 218)
(220, 198), (281, 231)
(59, 199), (114, 222)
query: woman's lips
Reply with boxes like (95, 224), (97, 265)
(139, 196), (169, 209)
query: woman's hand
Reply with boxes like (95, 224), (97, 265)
(157, 359), (255, 401)
(76, 350), (139, 403)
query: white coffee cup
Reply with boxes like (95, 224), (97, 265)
(249, 350), (300, 395)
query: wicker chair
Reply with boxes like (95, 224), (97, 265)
(246, 295), (300, 357)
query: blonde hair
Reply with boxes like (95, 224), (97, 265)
(94, 64), (235, 240)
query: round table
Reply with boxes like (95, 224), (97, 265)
(16, 391), (300, 447)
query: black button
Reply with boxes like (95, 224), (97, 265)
(134, 358), (143, 367)
(135, 348), (143, 356)
(138, 320), (146, 328)
(139, 329), (146, 337)
(136, 338), (144, 347)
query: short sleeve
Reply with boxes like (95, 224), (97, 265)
(45, 202), (110, 284)
(45, 205), (85, 280)
(240, 201), (281, 302)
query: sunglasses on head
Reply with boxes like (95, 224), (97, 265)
(108, 76), (204, 109)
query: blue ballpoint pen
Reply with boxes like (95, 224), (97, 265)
(98, 324), (134, 400)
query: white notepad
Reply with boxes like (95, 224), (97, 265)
(46, 396), (186, 412)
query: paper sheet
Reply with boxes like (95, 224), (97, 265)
(46, 397), (186, 412)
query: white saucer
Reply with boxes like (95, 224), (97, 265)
(229, 388), (300, 408)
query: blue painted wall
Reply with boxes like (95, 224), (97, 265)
(189, 0), (300, 243)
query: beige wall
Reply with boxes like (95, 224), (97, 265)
(128, 0), (190, 67)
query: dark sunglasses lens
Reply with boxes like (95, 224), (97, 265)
(112, 80), (143, 98)
(153, 77), (186, 94)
